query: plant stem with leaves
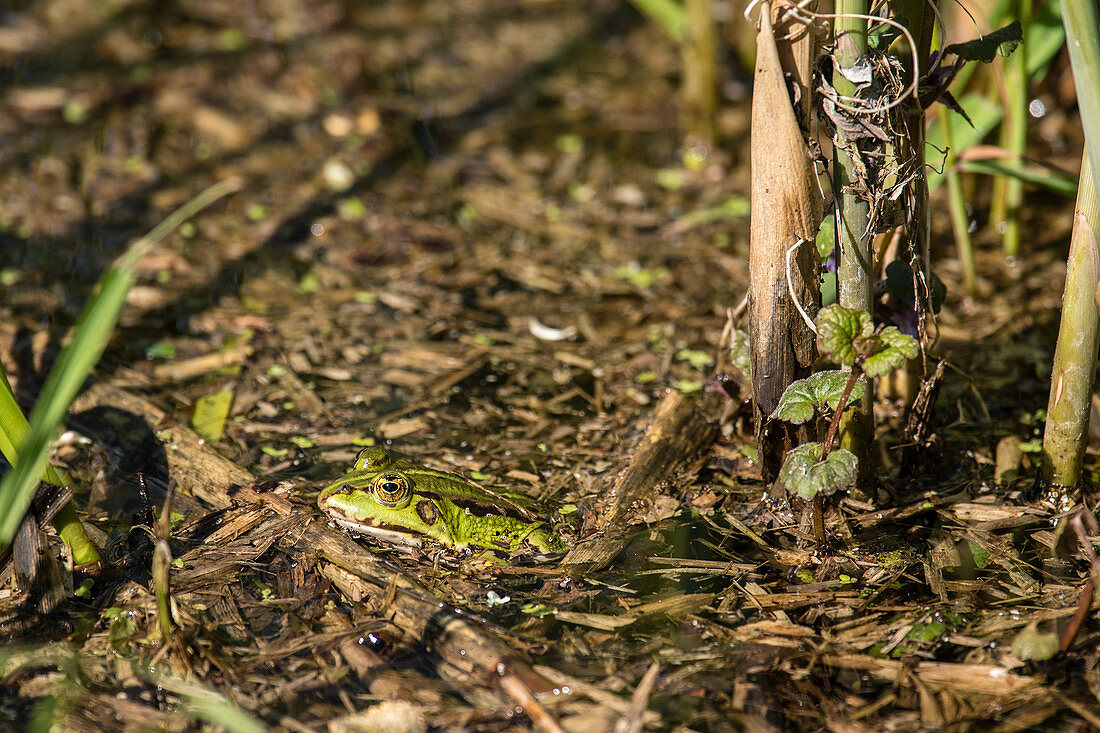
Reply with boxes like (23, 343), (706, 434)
(831, 1), (874, 483)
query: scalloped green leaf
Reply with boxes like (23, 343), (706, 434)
(1011, 621), (1060, 661)
(778, 443), (858, 500)
(770, 371), (866, 424)
(862, 327), (919, 378)
(817, 306), (873, 366)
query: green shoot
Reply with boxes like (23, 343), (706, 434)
(770, 306), (918, 547)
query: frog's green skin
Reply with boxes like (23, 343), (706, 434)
(317, 447), (566, 555)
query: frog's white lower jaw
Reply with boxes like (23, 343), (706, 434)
(329, 516), (424, 547)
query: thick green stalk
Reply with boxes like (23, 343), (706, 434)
(1041, 0), (1100, 488)
(831, 0), (873, 476)
(1040, 152), (1098, 488)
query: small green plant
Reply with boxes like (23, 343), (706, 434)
(769, 305), (918, 547)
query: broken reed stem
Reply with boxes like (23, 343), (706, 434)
(153, 540), (173, 643)
(1040, 151), (1099, 489)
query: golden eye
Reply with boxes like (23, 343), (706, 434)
(374, 473), (410, 506)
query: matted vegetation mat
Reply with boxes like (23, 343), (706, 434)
(1, 0), (1097, 731)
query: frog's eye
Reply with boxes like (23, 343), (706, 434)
(373, 473), (410, 506)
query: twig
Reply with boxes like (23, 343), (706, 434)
(499, 672), (566, 733)
(1061, 508), (1100, 651)
(786, 239), (820, 336)
(615, 663), (660, 733)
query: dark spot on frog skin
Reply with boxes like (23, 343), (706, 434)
(416, 500), (439, 525)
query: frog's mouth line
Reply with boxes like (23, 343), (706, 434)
(328, 516), (426, 547)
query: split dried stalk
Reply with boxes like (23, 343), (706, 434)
(747, 0), (821, 480)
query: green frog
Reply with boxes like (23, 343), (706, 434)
(317, 447), (567, 556)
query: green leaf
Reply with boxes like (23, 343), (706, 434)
(191, 390), (234, 442)
(145, 341), (177, 360)
(672, 195), (750, 229)
(770, 371), (865, 424)
(676, 348), (713, 369)
(968, 540), (991, 569)
(944, 21), (1023, 63)
(290, 435), (316, 449)
(862, 327), (919, 378)
(816, 213), (836, 260)
(672, 379), (704, 394)
(627, 0), (686, 41)
(1011, 621), (1060, 661)
(816, 306), (873, 365)
(778, 443), (858, 500)
(729, 329), (752, 380)
(616, 264), (669, 288)
(867, 17), (909, 51)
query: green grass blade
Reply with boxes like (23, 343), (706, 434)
(0, 178), (239, 550)
(960, 159), (1078, 196)
(0, 269), (133, 547)
(1061, 0), (1100, 200)
(0, 367), (29, 468)
(0, 362), (99, 563)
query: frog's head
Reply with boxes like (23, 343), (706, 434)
(318, 446), (568, 556)
(317, 447), (454, 547)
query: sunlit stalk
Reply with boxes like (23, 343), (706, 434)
(1040, 0), (1100, 488)
(1040, 153), (1098, 488)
